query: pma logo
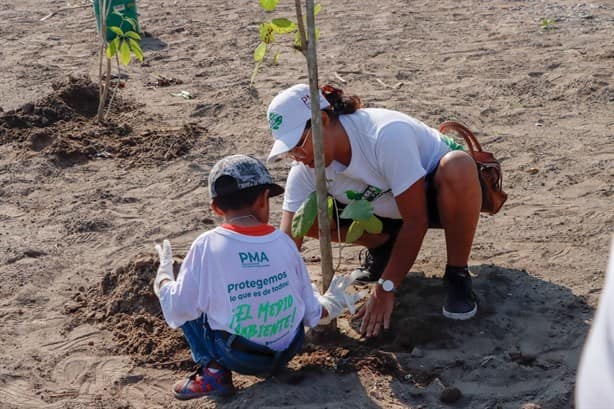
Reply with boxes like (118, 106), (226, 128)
(239, 251), (270, 267)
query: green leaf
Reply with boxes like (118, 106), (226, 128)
(259, 0), (279, 11)
(362, 215), (383, 234)
(128, 38), (144, 62)
(259, 23), (275, 44)
(340, 199), (373, 221)
(119, 40), (131, 65)
(254, 42), (267, 63)
(345, 190), (362, 200)
(293, 31), (302, 49)
(291, 192), (317, 238)
(109, 26), (125, 37)
(106, 37), (120, 58)
(327, 196), (334, 220)
(314, 3), (322, 15)
(126, 30), (141, 41)
(346, 220), (365, 243)
(271, 18), (296, 34)
(272, 50), (280, 65)
(124, 17), (138, 31)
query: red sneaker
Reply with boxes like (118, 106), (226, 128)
(172, 366), (235, 400)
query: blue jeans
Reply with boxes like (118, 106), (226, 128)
(180, 315), (305, 377)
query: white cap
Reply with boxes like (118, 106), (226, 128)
(266, 84), (330, 162)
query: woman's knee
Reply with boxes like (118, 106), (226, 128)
(435, 151), (479, 192)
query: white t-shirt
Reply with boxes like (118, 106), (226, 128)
(283, 108), (450, 219)
(159, 224), (322, 351)
(576, 238), (614, 408)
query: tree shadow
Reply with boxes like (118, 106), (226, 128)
(140, 35), (167, 52)
(355, 265), (590, 408)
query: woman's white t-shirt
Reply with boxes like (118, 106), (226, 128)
(159, 224), (322, 351)
(283, 108), (450, 219)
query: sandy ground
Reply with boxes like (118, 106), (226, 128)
(0, 0), (613, 408)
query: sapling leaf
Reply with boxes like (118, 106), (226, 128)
(291, 192), (317, 238)
(124, 17), (138, 31)
(128, 38), (144, 62)
(254, 42), (267, 62)
(106, 37), (120, 58)
(293, 31), (302, 49)
(314, 3), (322, 15)
(119, 40), (131, 65)
(346, 220), (365, 243)
(126, 31), (141, 41)
(109, 26), (125, 37)
(340, 199), (373, 221)
(259, 23), (275, 43)
(259, 0), (279, 12)
(271, 18), (296, 34)
(327, 196), (334, 220)
(362, 215), (383, 234)
(273, 50), (280, 65)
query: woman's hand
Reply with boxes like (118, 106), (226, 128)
(355, 286), (395, 338)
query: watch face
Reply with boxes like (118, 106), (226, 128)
(382, 280), (394, 292)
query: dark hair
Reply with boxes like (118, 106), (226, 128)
(212, 176), (270, 211)
(320, 85), (363, 115)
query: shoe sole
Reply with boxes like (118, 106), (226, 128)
(173, 389), (235, 400)
(442, 304), (477, 320)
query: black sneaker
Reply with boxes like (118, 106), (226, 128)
(350, 240), (395, 283)
(442, 267), (478, 320)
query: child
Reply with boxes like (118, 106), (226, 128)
(154, 154), (363, 400)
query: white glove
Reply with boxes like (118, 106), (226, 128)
(154, 239), (175, 297)
(315, 274), (369, 325)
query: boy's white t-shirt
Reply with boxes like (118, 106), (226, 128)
(159, 224), (322, 351)
(283, 108), (450, 219)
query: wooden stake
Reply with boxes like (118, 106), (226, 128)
(305, 0), (334, 293)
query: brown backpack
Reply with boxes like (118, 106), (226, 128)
(438, 121), (508, 215)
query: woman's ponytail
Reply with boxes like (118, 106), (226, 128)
(320, 85), (362, 115)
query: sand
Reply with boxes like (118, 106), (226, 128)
(0, 0), (612, 408)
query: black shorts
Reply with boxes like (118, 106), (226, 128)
(335, 167), (441, 234)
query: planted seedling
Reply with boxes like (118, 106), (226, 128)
(251, 1), (322, 87)
(96, 2), (143, 122)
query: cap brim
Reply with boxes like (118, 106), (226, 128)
(267, 183), (285, 198)
(267, 123), (305, 163)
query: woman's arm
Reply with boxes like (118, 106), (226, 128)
(280, 209), (304, 250)
(357, 178), (429, 337)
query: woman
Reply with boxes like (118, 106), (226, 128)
(266, 84), (482, 338)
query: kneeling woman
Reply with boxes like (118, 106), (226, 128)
(266, 84), (482, 338)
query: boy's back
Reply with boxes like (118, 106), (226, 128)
(160, 223), (321, 350)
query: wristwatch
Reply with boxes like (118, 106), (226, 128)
(377, 278), (396, 293)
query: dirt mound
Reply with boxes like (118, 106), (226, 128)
(0, 76), (203, 166)
(74, 254), (192, 370)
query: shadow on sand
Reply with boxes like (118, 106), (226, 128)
(216, 265), (591, 408)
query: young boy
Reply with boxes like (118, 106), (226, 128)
(154, 154), (363, 400)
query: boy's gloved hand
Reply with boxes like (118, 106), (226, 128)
(154, 239), (175, 297)
(315, 274), (368, 325)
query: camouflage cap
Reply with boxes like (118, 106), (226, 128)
(208, 154), (284, 199)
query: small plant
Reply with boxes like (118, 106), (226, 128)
(251, 1), (322, 87)
(106, 12), (143, 66)
(95, 1), (143, 122)
(540, 18), (556, 30)
(291, 190), (383, 243)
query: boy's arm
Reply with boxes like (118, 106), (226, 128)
(155, 240), (204, 329)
